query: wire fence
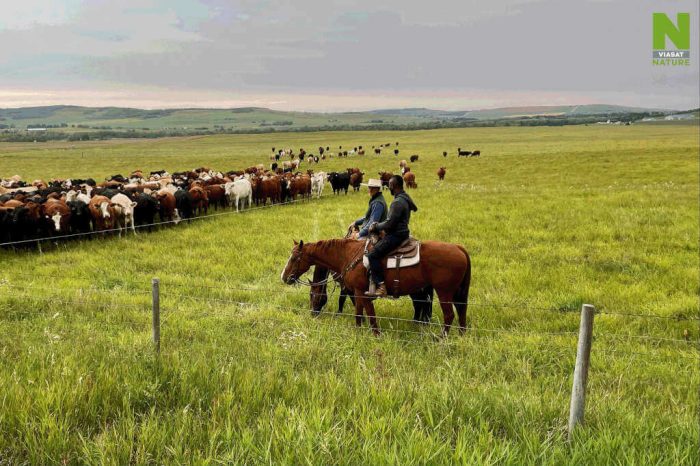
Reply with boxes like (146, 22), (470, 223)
(0, 189), (335, 247)
(2, 279), (698, 358)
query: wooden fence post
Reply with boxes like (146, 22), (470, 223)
(567, 303), (595, 441)
(152, 277), (160, 353)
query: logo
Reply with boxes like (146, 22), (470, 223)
(652, 13), (690, 66)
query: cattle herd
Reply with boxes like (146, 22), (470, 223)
(0, 144), (480, 245)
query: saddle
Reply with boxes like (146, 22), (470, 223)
(362, 236), (420, 269)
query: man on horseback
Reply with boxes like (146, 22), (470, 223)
(349, 178), (387, 238)
(365, 174), (418, 298)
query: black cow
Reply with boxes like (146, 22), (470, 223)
(106, 174), (127, 183)
(328, 172), (350, 195)
(394, 149), (399, 155)
(134, 193), (160, 229)
(174, 190), (194, 220)
(410, 155), (419, 162)
(67, 200), (91, 234)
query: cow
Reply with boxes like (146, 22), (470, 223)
(410, 155), (419, 162)
(394, 149), (399, 155)
(328, 172), (350, 195)
(67, 200), (91, 233)
(188, 186), (209, 215)
(156, 191), (179, 224)
(110, 193), (138, 236)
(174, 190), (194, 220)
(350, 172), (363, 192)
(311, 172), (326, 198)
(41, 199), (71, 236)
(457, 148), (471, 157)
(133, 193), (160, 229)
(443, 151), (448, 157)
(378, 171), (393, 189)
(88, 195), (116, 232)
(374, 148), (381, 155)
(471, 150), (481, 157)
(259, 175), (281, 205)
(399, 160), (408, 169)
(437, 167), (446, 181)
(205, 184), (226, 210)
(403, 172), (417, 189)
(224, 179), (253, 211)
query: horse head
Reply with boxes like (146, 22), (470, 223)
(281, 240), (312, 285)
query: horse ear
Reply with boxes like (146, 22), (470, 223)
(293, 240), (298, 245)
(299, 240), (304, 248)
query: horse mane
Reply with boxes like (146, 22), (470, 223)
(308, 238), (355, 256)
(305, 238), (361, 267)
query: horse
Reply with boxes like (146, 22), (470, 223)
(282, 238), (471, 335)
(309, 265), (434, 323)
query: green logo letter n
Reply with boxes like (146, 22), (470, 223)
(653, 13), (690, 49)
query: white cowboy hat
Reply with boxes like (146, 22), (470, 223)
(361, 178), (382, 188)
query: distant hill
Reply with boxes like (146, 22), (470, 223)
(0, 103), (681, 142)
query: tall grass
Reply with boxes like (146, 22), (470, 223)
(0, 125), (697, 464)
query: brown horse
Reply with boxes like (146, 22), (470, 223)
(282, 238), (471, 335)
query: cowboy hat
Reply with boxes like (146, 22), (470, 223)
(361, 178), (382, 188)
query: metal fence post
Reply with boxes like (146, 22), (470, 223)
(568, 303), (595, 441)
(152, 278), (160, 353)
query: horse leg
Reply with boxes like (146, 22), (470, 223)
(353, 291), (365, 327)
(436, 289), (455, 336)
(359, 297), (380, 335)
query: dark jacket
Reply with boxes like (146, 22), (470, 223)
(354, 192), (387, 238)
(375, 191), (417, 236)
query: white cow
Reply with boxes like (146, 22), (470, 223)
(224, 179), (253, 212)
(110, 193), (137, 236)
(311, 172), (326, 199)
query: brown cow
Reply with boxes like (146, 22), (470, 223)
(437, 167), (446, 181)
(260, 176), (281, 205)
(398, 160), (407, 169)
(378, 171), (393, 189)
(188, 186), (209, 215)
(205, 184), (226, 210)
(403, 172), (417, 189)
(88, 195), (116, 231)
(156, 191), (178, 223)
(350, 172), (363, 192)
(42, 199), (71, 234)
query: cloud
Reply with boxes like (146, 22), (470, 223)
(0, 0), (697, 110)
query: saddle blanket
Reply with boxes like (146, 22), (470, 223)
(362, 242), (421, 269)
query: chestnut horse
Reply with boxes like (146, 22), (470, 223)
(282, 238), (471, 335)
(310, 265), (434, 323)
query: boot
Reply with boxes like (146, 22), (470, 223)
(365, 280), (377, 296)
(365, 281), (387, 298)
(374, 282), (387, 298)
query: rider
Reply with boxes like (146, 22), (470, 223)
(349, 178), (387, 238)
(365, 174), (418, 298)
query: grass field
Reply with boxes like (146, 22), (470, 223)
(0, 124), (698, 464)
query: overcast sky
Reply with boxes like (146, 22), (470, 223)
(0, 0), (698, 111)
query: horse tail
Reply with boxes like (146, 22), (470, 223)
(453, 246), (471, 329)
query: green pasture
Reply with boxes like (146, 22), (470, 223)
(0, 124), (698, 464)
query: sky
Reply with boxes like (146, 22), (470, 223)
(0, 0), (698, 111)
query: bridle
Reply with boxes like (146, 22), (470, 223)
(286, 246), (342, 287)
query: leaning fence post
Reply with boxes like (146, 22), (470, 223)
(152, 277), (160, 353)
(567, 303), (595, 441)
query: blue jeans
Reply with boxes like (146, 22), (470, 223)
(367, 233), (408, 284)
